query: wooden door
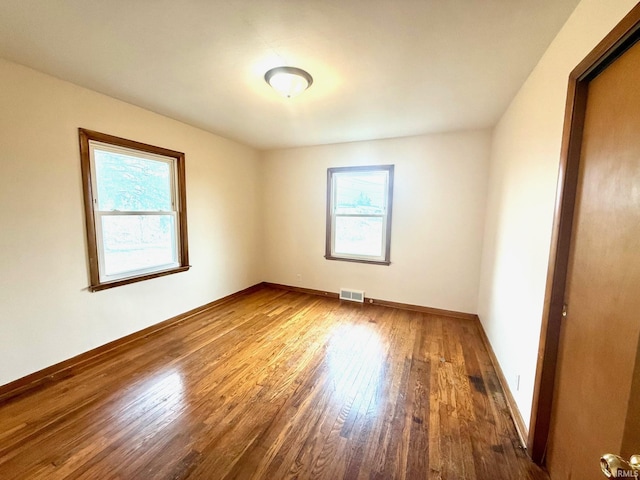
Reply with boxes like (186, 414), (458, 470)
(544, 37), (640, 479)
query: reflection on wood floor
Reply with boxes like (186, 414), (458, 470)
(0, 286), (548, 479)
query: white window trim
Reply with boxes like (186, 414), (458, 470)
(88, 141), (181, 283)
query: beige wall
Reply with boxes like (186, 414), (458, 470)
(477, 0), (638, 429)
(262, 131), (491, 313)
(0, 59), (263, 386)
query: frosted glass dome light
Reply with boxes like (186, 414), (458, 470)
(264, 66), (313, 98)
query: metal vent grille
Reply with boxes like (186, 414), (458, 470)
(339, 288), (365, 303)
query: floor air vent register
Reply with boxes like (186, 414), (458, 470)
(339, 288), (365, 303)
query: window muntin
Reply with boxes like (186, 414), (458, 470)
(326, 165), (394, 265)
(79, 129), (189, 291)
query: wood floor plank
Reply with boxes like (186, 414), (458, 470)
(0, 287), (548, 479)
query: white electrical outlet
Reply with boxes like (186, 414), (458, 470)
(296, 273), (302, 282)
(515, 374), (521, 391)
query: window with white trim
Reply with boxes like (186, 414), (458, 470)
(325, 165), (394, 265)
(79, 129), (189, 291)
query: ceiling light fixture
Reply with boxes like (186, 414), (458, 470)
(264, 66), (313, 98)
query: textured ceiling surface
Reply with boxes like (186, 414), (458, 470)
(0, 0), (580, 149)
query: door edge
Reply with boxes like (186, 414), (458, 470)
(528, 3), (640, 464)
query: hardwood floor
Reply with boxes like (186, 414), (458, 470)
(0, 287), (548, 479)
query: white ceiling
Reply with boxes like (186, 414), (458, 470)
(0, 0), (580, 150)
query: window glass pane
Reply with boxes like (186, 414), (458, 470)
(335, 172), (387, 215)
(95, 149), (172, 211)
(101, 215), (176, 276)
(334, 216), (383, 257)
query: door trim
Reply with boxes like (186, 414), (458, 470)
(528, 4), (640, 464)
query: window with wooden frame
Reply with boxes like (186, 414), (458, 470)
(79, 129), (189, 291)
(325, 165), (394, 265)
